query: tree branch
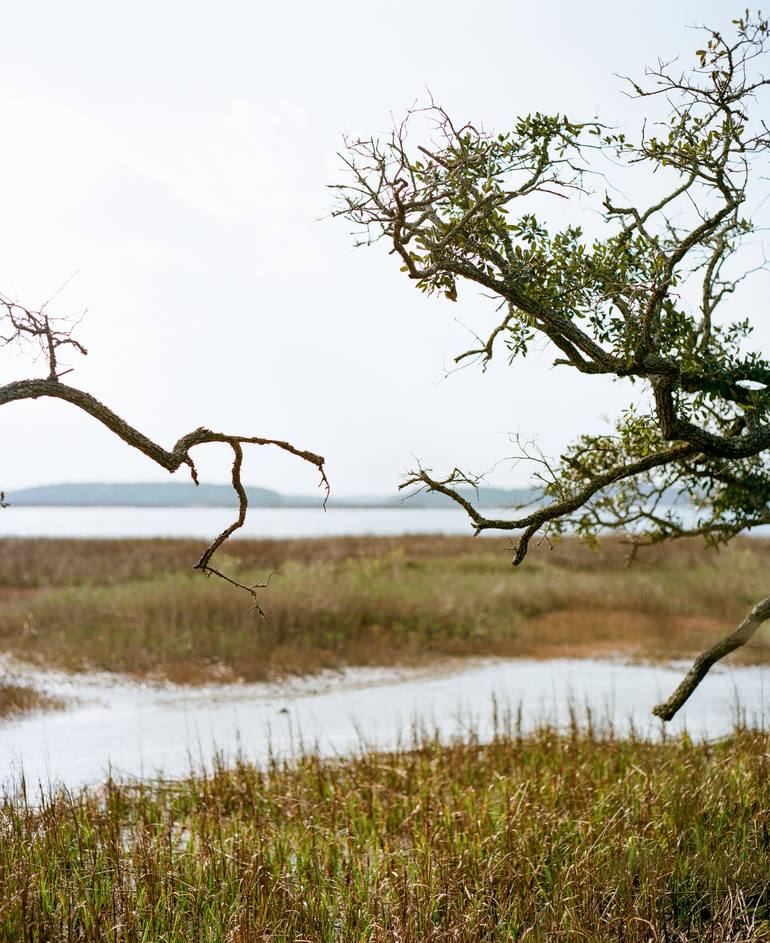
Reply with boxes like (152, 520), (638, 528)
(402, 442), (699, 563)
(652, 595), (770, 720)
(333, 12), (770, 720)
(1, 309), (329, 604)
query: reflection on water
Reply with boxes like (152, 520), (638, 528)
(0, 657), (766, 791)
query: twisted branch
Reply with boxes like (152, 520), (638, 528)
(1, 299), (329, 605)
(401, 442), (700, 562)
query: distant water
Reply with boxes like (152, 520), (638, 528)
(2, 505), (768, 541)
(0, 506), (521, 539)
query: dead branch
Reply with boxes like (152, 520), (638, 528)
(1, 297), (328, 604)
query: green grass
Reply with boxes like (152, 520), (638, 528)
(0, 535), (769, 682)
(1, 724), (769, 941)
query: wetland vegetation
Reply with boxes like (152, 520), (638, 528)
(0, 535), (767, 684)
(1, 722), (768, 941)
(1, 537), (768, 939)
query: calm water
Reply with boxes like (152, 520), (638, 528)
(0, 506), (517, 539)
(0, 658), (767, 791)
(3, 505), (769, 540)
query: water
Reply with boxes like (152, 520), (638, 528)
(0, 506), (509, 539)
(1, 657), (766, 792)
(3, 505), (769, 541)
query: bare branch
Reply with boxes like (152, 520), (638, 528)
(401, 442), (700, 563)
(1, 302), (329, 603)
(652, 595), (770, 720)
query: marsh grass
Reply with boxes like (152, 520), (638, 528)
(0, 681), (62, 718)
(0, 536), (768, 682)
(1, 723), (768, 941)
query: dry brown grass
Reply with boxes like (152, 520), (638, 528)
(0, 534), (510, 588)
(4, 532), (763, 586)
(0, 535), (767, 682)
(0, 681), (63, 718)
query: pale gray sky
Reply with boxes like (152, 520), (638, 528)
(0, 0), (762, 496)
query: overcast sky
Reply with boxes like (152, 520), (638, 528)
(1, 0), (763, 497)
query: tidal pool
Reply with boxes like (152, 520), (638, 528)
(0, 657), (767, 791)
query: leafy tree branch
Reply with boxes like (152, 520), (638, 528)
(334, 12), (770, 718)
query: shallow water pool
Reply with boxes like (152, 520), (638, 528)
(0, 656), (767, 791)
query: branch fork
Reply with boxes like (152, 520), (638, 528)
(1, 297), (329, 607)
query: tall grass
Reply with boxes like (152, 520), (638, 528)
(0, 536), (768, 682)
(1, 724), (768, 940)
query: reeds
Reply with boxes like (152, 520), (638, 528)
(1, 723), (768, 940)
(0, 536), (768, 682)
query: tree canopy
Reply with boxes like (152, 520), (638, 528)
(334, 12), (770, 718)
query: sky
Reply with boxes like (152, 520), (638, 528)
(0, 0), (764, 497)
